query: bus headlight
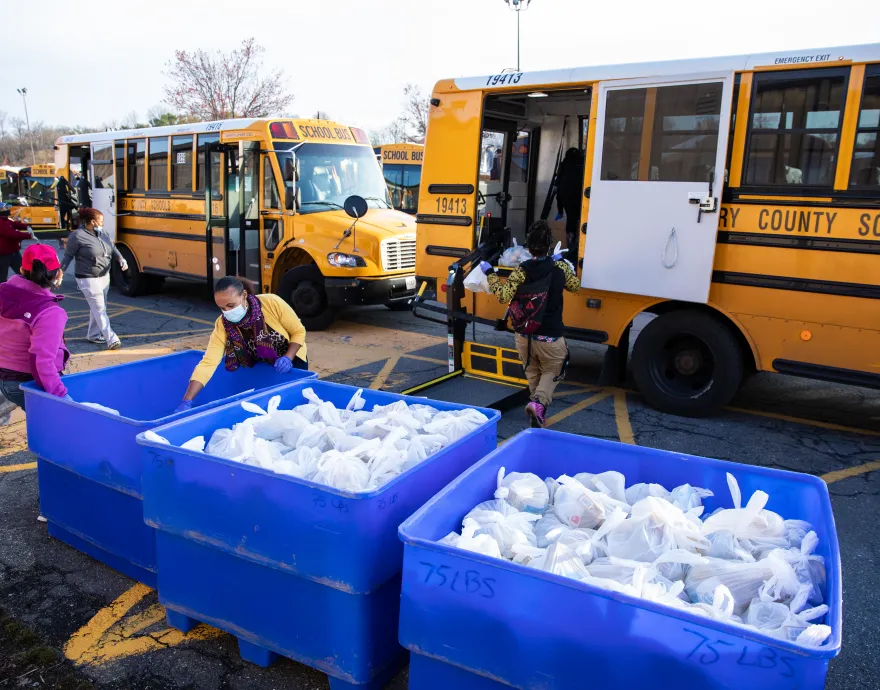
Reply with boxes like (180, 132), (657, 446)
(327, 252), (366, 268)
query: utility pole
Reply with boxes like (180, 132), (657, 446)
(503, 0), (532, 72)
(16, 88), (36, 165)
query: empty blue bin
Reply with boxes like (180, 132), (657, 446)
(23, 350), (315, 587)
(398, 429), (842, 690)
(136, 380), (500, 689)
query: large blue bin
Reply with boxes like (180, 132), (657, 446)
(398, 429), (842, 690)
(136, 380), (500, 689)
(23, 350), (315, 587)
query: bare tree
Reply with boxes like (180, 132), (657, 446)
(0, 111), (6, 139)
(369, 118), (408, 146)
(399, 83), (429, 143)
(163, 38), (293, 121)
(313, 110), (332, 120)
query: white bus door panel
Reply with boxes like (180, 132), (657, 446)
(581, 73), (734, 303)
(90, 144), (117, 243)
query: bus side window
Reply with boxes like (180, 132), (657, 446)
(263, 157), (280, 208)
(849, 67), (880, 188)
(743, 68), (847, 188)
(197, 134), (221, 194)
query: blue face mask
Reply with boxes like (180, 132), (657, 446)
(222, 302), (247, 323)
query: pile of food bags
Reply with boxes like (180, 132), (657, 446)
(440, 469), (831, 648)
(163, 387), (489, 493)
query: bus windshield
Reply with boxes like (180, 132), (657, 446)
(21, 176), (55, 205)
(280, 142), (390, 214)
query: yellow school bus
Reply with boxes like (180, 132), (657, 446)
(55, 118), (418, 329)
(6, 164), (61, 231)
(374, 143), (424, 214)
(416, 43), (880, 415)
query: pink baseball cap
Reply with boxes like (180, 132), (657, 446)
(22, 244), (61, 272)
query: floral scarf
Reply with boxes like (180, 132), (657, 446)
(222, 294), (288, 372)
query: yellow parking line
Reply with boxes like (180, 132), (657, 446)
(67, 328), (212, 342)
(65, 583), (153, 663)
(724, 406), (880, 438)
(401, 354), (447, 366)
(821, 460), (880, 484)
(613, 391), (636, 444)
(370, 355), (401, 390)
(544, 389), (613, 428)
(0, 461), (36, 472)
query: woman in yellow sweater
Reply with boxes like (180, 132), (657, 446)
(173, 276), (308, 412)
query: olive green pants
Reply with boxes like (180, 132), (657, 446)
(514, 335), (568, 406)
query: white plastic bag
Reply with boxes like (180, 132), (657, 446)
(796, 624), (832, 647)
(423, 409), (489, 444)
(463, 266), (491, 293)
(448, 518), (504, 559)
(766, 531), (826, 610)
(745, 600), (829, 643)
(574, 471), (628, 504)
(685, 552), (800, 614)
(465, 498), (540, 558)
(498, 239), (532, 268)
(553, 476), (629, 529)
(534, 512), (569, 547)
(310, 449), (371, 491)
(525, 542), (590, 580)
(143, 430), (170, 445)
(495, 468), (550, 514)
(668, 484), (714, 512)
(279, 446), (322, 478)
(624, 482), (669, 505)
(701, 474), (785, 549)
(81, 402), (121, 415)
(181, 436), (206, 452)
(206, 424), (254, 460)
(408, 404), (440, 425)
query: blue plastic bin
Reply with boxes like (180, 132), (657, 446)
(23, 350), (315, 587)
(398, 429), (842, 690)
(136, 380), (500, 689)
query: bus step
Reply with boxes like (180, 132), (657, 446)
(413, 374), (528, 412)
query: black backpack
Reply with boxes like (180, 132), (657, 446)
(508, 271), (553, 336)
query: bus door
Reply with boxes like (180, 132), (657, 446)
(90, 143), (117, 242)
(259, 149), (288, 293)
(239, 142), (262, 285)
(582, 73), (734, 303)
(204, 143), (228, 290)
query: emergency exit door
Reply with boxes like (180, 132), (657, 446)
(581, 73), (734, 303)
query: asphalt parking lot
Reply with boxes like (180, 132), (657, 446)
(1, 260), (878, 690)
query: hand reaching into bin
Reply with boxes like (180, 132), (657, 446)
(174, 400), (193, 413)
(274, 356), (293, 374)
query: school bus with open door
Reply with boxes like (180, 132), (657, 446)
(415, 43), (880, 416)
(5, 164), (61, 234)
(55, 118), (418, 329)
(374, 143), (424, 214)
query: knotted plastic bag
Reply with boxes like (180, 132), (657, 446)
(240, 396), (288, 440)
(363, 400), (422, 436)
(206, 424), (254, 460)
(279, 445), (322, 478)
(277, 412), (314, 447)
(701, 474), (786, 549)
(181, 436), (206, 452)
(498, 239), (532, 268)
(245, 437), (284, 470)
(524, 542), (590, 580)
(766, 531), (826, 610)
(684, 551), (800, 615)
(624, 482), (669, 506)
(423, 409), (489, 444)
(495, 468), (550, 514)
(573, 471), (627, 504)
(534, 512), (569, 547)
(553, 475), (630, 529)
(366, 428), (410, 488)
(796, 624), (832, 647)
(465, 498), (540, 558)
(745, 600), (829, 643)
(443, 518), (503, 559)
(463, 266), (491, 293)
(310, 448), (370, 491)
(668, 483), (714, 512)
(606, 496), (709, 561)
(408, 404), (441, 426)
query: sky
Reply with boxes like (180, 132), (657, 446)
(2, 0), (879, 132)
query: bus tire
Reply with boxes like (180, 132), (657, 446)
(631, 309), (744, 417)
(112, 246), (150, 297)
(279, 265), (337, 331)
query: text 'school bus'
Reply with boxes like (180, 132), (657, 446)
(56, 119), (418, 329)
(416, 43), (880, 415)
(374, 143), (424, 215)
(3, 164), (60, 231)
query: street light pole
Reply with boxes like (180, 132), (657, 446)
(503, 0), (532, 72)
(16, 88), (36, 165)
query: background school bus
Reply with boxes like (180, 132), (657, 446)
(415, 43), (880, 416)
(55, 118), (417, 329)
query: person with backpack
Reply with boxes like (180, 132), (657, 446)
(480, 220), (580, 428)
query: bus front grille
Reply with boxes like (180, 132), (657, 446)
(381, 239), (417, 271)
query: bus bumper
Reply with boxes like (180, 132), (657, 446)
(325, 275), (417, 306)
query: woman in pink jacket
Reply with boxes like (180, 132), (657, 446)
(0, 244), (71, 411)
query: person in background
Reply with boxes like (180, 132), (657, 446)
(76, 173), (92, 208)
(554, 147), (585, 257)
(480, 220), (580, 428)
(60, 207), (126, 350)
(56, 175), (75, 235)
(0, 202), (36, 283)
(0, 244), (71, 411)
(174, 276), (308, 412)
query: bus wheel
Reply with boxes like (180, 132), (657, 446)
(279, 265), (337, 331)
(112, 246), (150, 297)
(631, 310), (744, 417)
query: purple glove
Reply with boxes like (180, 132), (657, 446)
(479, 261), (492, 273)
(554, 212), (564, 221)
(174, 400), (193, 413)
(274, 356), (293, 374)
